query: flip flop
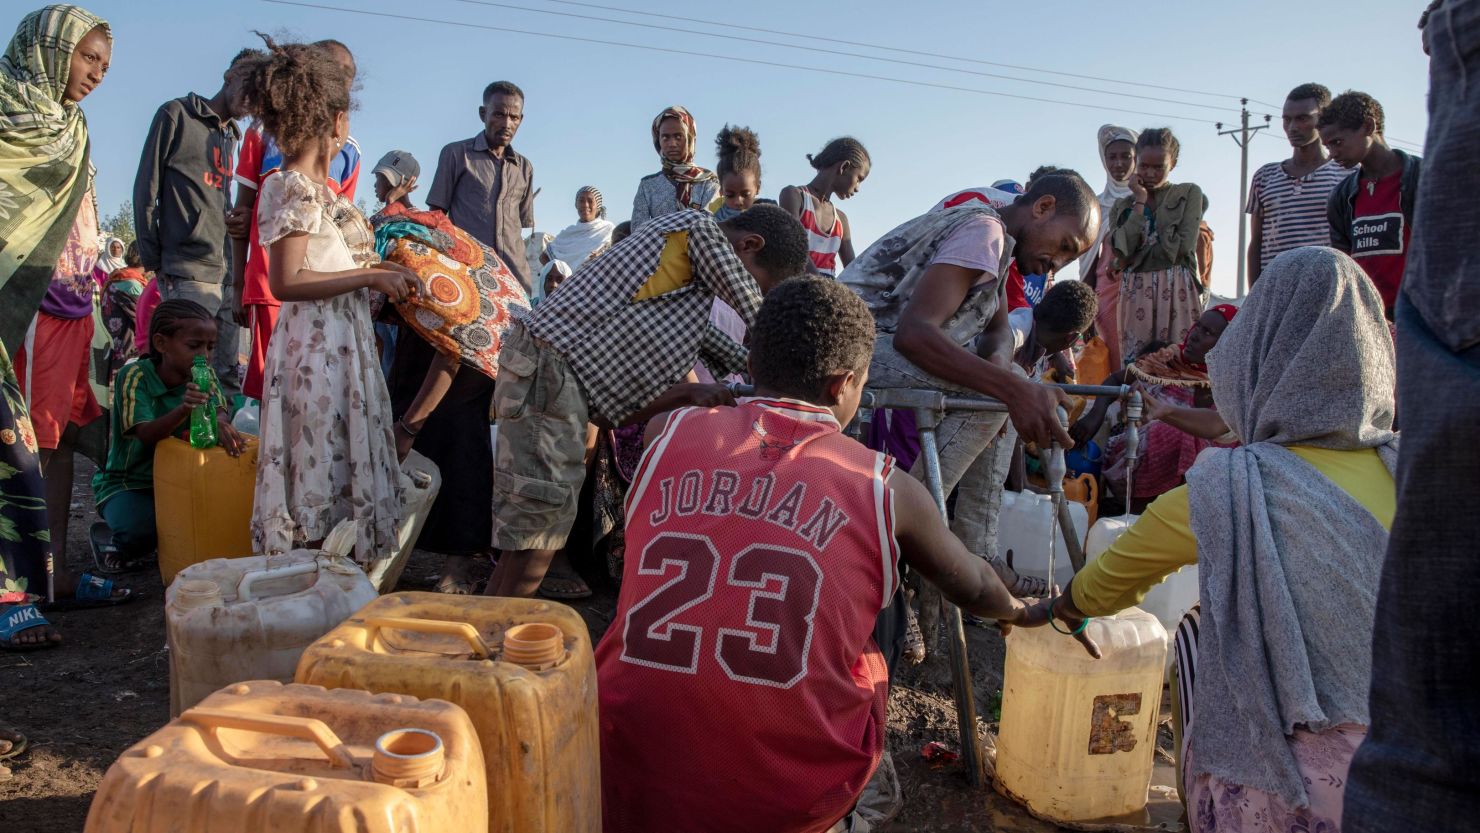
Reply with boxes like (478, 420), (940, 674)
(89, 521), (149, 575)
(0, 730), (27, 761)
(538, 571), (592, 600)
(0, 604), (60, 651)
(38, 572), (135, 613)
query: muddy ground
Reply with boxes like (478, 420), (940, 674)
(0, 461), (1174, 832)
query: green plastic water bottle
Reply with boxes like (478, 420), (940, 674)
(188, 356), (218, 450)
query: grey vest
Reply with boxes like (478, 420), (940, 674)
(839, 205), (1013, 348)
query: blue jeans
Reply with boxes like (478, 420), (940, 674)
(1344, 1), (1480, 827)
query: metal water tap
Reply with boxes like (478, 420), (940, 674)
(1045, 405), (1069, 600)
(1122, 388), (1144, 518)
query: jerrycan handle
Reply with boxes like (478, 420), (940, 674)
(182, 708), (356, 769)
(235, 559), (319, 600)
(364, 616), (492, 659)
(236, 559), (319, 601)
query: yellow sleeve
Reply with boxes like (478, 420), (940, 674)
(1071, 486), (1199, 616)
(631, 230), (692, 301)
(114, 364), (157, 435)
(1288, 446), (1395, 531)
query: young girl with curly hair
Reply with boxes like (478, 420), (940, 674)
(237, 34), (419, 565)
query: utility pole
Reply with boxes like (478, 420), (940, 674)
(1217, 100), (1271, 298)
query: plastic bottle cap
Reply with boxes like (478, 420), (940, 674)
(372, 729), (445, 788)
(502, 622), (565, 670)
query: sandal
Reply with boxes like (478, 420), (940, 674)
(902, 598), (926, 666)
(538, 570), (592, 600)
(89, 521), (150, 575)
(0, 728), (26, 761)
(38, 572), (135, 613)
(0, 604), (61, 651)
(992, 555), (1052, 599)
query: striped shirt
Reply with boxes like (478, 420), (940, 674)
(1246, 160), (1351, 270)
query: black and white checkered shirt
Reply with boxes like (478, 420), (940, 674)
(524, 210), (760, 425)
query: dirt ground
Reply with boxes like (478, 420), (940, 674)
(0, 461), (1172, 832)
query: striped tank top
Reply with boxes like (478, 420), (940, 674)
(799, 188), (845, 276)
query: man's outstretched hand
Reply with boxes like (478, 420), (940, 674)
(1006, 379), (1075, 450)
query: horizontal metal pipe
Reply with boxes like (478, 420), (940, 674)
(728, 382), (1130, 411)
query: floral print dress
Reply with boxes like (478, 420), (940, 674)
(250, 170), (403, 565)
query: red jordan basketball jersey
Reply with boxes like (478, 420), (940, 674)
(596, 398), (900, 833)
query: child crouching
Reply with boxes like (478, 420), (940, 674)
(90, 300), (245, 571)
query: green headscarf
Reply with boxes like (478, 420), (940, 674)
(0, 4), (109, 352)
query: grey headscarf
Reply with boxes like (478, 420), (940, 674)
(1185, 247), (1397, 807)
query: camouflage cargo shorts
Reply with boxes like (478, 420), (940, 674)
(491, 320), (590, 551)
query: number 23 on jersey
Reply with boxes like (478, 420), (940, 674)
(619, 532), (823, 689)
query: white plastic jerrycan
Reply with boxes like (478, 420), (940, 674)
(996, 606), (1169, 823)
(166, 520), (377, 716)
(997, 490), (1088, 591)
(1085, 515), (1199, 659)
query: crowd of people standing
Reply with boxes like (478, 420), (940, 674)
(0, 3), (1476, 833)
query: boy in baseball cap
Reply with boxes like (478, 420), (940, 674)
(373, 149), (421, 209)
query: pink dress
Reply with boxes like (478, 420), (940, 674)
(133, 278), (161, 355)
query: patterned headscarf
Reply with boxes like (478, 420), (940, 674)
(577, 185), (605, 219)
(0, 4), (109, 352)
(651, 105), (716, 208)
(1128, 303), (1240, 386)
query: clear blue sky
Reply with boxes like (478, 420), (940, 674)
(70, 0), (1431, 296)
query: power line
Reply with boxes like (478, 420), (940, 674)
(261, 0), (1227, 125)
(539, 0), (1256, 104)
(447, 0), (1250, 116)
(1252, 129), (1423, 153)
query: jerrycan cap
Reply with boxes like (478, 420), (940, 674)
(173, 579), (222, 609)
(372, 728), (445, 788)
(502, 622), (566, 670)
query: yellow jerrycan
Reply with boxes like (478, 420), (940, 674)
(153, 436), (258, 584)
(995, 606), (1169, 823)
(84, 680), (488, 833)
(296, 592), (599, 833)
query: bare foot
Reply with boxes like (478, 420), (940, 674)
(435, 554), (477, 595)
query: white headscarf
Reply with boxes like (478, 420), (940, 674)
(96, 235), (126, 275)
(1078, 125), (1139, 276)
